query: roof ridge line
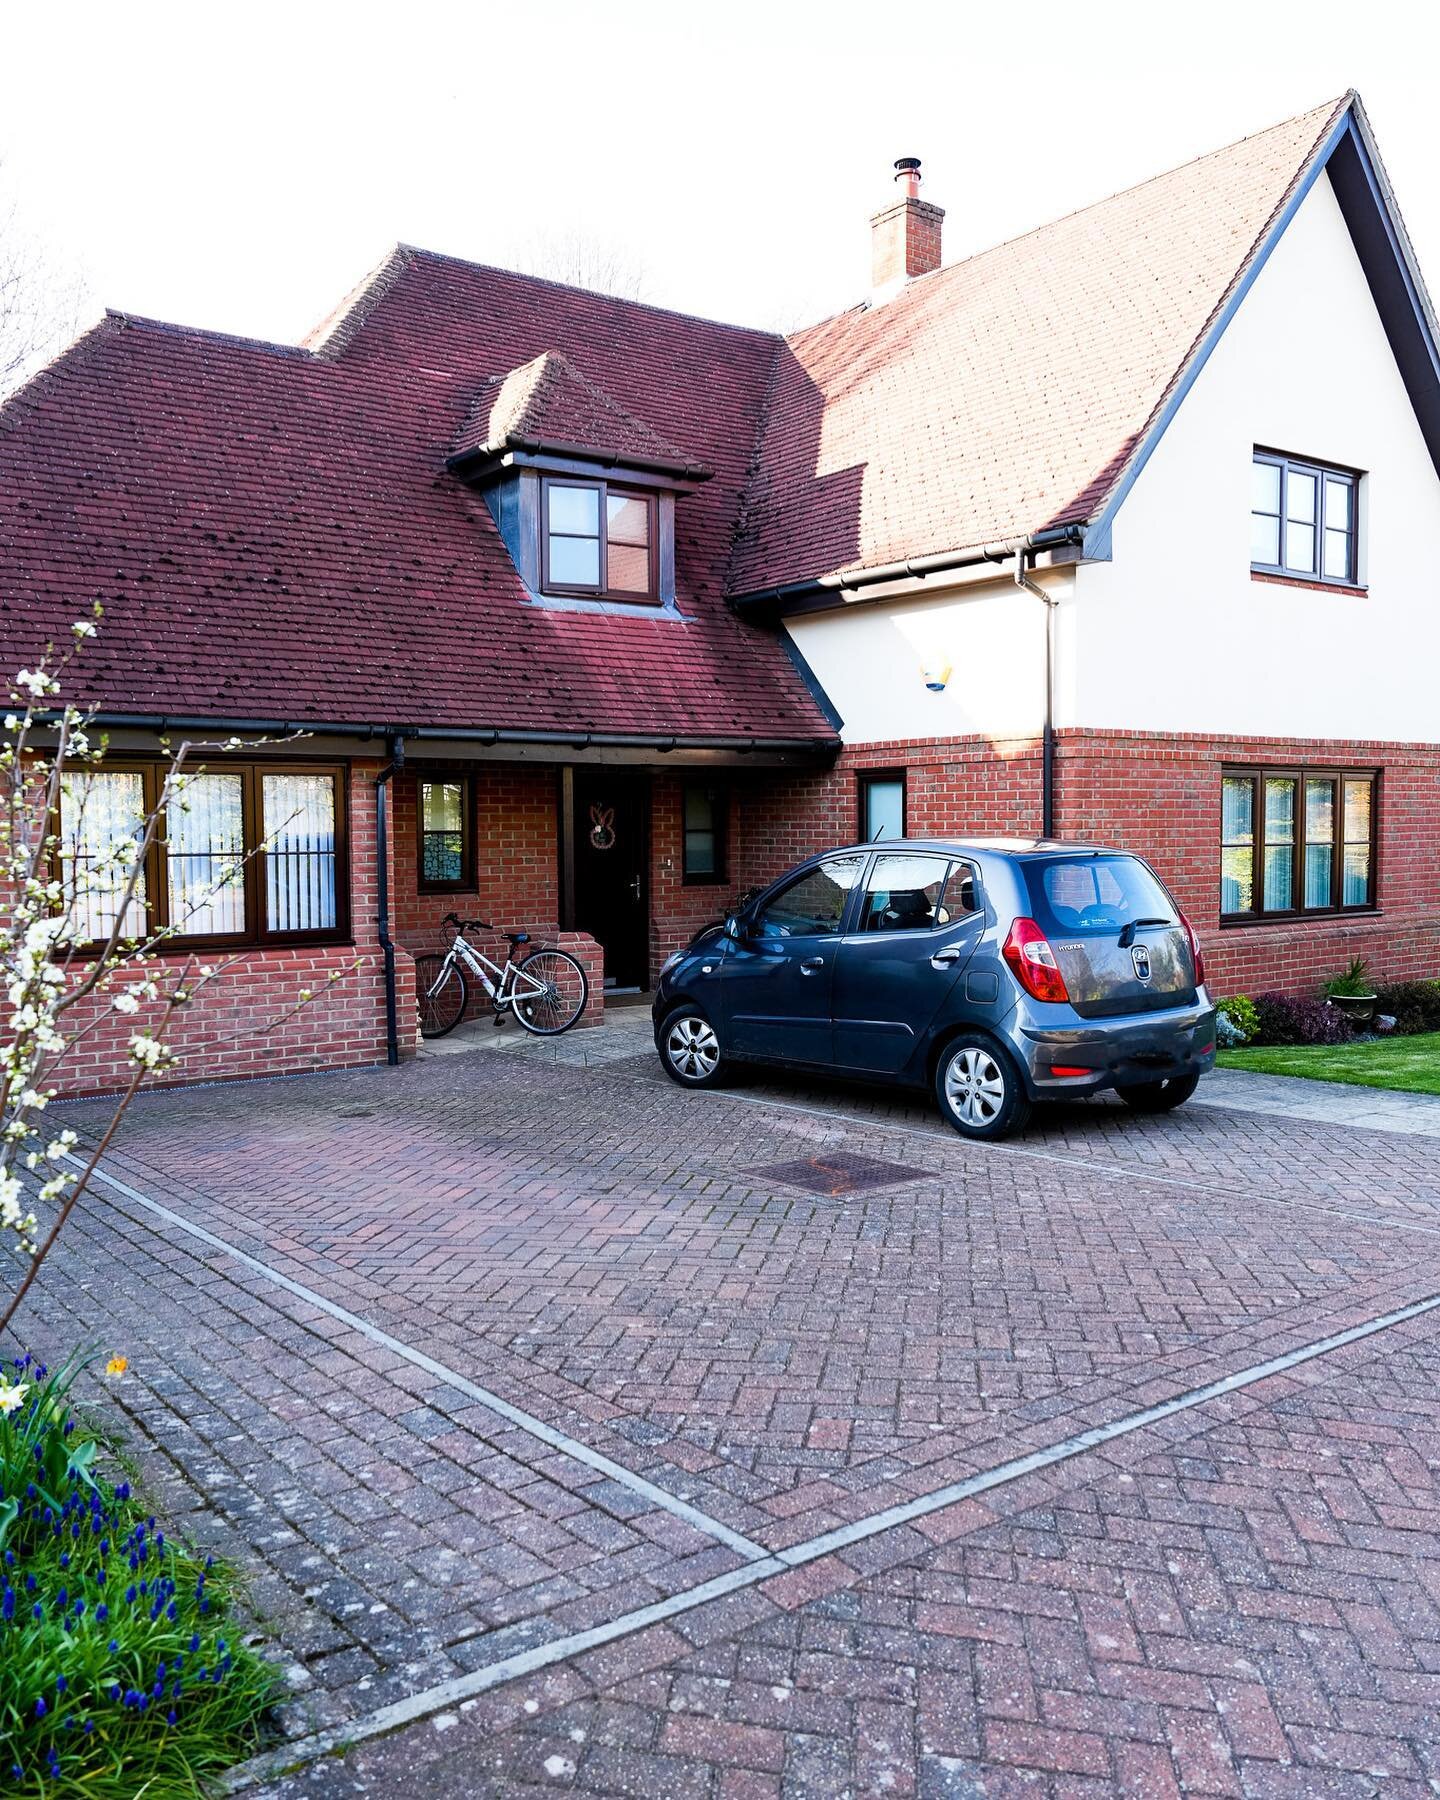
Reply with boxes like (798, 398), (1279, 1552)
(103, 308), (317, 361)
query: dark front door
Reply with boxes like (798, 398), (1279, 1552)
(571, 770), (649, 989)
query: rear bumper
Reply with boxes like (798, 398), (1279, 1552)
(1014, 996), (1217, 1097)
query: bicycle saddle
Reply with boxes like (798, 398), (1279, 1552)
(505, 930), (530, 946)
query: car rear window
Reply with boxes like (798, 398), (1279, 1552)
(1023, 856), (1176, 937)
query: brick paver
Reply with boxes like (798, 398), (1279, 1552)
(25, 1045), (1440, 1790)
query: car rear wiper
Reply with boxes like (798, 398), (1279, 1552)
(1118, 917), (1172, 948)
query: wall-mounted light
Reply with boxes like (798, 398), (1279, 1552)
(921, 663), (953, 693)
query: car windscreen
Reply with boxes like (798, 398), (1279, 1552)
(1023, 856), (1176, 938)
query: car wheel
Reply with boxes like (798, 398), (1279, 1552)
(1116, 1071), (1201, 1112)
(658, 1006), (729, 1089)
(935, 1034), (1032, 1140)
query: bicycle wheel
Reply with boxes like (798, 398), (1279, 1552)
(512, 947), (588, 1036)
(415, 954), (469, 1039)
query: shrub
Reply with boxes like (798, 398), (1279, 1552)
(1373, 979), (1440, 1037)
(0, 1350), (277, 1796)
(1216, 994), (1260, 1043)
(1323, 956), (1374, 998)
(1252, 991), (1356, 1047)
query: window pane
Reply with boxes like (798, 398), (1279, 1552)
(1342, 843), (1371, 906)
(1221, 846), (1254, 915)
(422, 780), (463, 834)
(1303, 843), (1332, 908)
(549, 534), (601, 586)
(1221, 776), (1254, 845)
(548, 485), (600, 535)
(1262, 778), (1295, 911)
(607, 541), (651, 594)
(606, 495), (649, 546)
(1323, 476), (1351, 531)
(1304, 778), (1333, 844)
(1264, 778), (1295, 842)
(1287, 470), (1317, 524)
(421, 780), (466, 885)
(1251, 458), (1281, 514)
(59, 770), (148, 941)
(1284, 519), (1316, 574)
(862, 778), (904, 841)
(860, 853), (950, 932)
(263, 773), (337, 932)
(684, 831), (716, 875)
(167, 771), (246, 936)
(1263, 846), (1294, 911)
(1323, 528), (1351, 580)
(1343, 778), (1371, 843)
(754, 857), (864, 937)
(1251, 512), (1280, 564)
(683, 788), (718, 877)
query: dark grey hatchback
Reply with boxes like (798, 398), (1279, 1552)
(652, 839), (1216, 1139)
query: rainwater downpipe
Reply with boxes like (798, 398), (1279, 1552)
(1013, 551), (1059, 839)
(375, 735), (406, 1066)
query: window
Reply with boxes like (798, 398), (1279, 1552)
(753, 856), (865, 938)
(56, 761), (348, 948)
(1025, 856), (1176, 937)
(682, 784), (726, 884)
(1220, 768), (1376, 920)
(858, 853), (957, 932)
(419, 778), (472, 891)
(1251, 451), (1359, 585)
(542, 478), (656, 601)
(859, 772), (906, 842)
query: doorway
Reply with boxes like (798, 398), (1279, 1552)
(568, 769), (650, 990)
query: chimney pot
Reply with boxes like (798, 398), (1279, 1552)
(870, 156), (944, 297)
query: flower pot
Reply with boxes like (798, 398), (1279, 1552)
(1327, 993), (1377, 1026)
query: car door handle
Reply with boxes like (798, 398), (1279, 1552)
(931, 946), (963, 968)
(800, 956), (825, 974)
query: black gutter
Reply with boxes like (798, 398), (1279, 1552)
(71, 715), (837, 754)
(730, 524), (1086, 617)
(374, 734), (406, 1067)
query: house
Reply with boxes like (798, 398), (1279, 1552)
(2, 90), (1437, 1093)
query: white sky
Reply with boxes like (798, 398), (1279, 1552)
(5, 0), (1440, 344)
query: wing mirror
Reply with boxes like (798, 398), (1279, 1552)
(723, 914), (743, 941)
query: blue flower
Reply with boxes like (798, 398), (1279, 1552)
(96, 1604), (108, 1622)
(55, 1675), (67, 1694)
(166, 1708), (177, 1725)
(3, 1588), (13, 1623)
(34, 1697), (47, 1718)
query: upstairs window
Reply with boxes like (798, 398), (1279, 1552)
(1251, 451), (1359, 586)
(542, 478), (656, 602)
(1220, 767), (1376, 921)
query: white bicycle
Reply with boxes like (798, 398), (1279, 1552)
(416, 914), (588, 1039)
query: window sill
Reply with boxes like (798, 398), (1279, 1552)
(1219, 907), (1379, 928)
(1251, 571), (1367, 598)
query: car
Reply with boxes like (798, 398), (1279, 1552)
(652, 838), (1216, 1140)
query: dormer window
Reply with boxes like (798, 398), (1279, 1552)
(542, 479), (657, 602)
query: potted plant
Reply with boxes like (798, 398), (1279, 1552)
(1324, 956), (1378, 1026)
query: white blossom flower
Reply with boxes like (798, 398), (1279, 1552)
(0, 1382), (29, 1415)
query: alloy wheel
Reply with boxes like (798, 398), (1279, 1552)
(944, 1045), (1006, 1127)
(666, 1015), (720, 1080)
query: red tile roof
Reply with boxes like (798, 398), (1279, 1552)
(0, 258), (828, 742)
(0, 94), (1362, 736)
(730, 94), (1351, 592)
(452, 350), (703, 473)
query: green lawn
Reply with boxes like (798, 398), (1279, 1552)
(1218, 1031), (1440, 1094)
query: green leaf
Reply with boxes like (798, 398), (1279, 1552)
(66, 1436), (98, 1489)
(0, 1496), (17, 1551)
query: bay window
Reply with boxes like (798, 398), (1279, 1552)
(57, 761), (348, 947)
(1220, 767), (1376, 921)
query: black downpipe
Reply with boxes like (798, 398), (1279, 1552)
(1042, 596), (1056, 840)
(375, 736), (406, 1066)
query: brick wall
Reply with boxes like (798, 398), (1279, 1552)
(50, 760), (415, 1098)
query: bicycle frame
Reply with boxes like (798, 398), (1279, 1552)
(433, 933), (551, 1013)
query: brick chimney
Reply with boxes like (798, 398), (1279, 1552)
(870, 157), (944, 297)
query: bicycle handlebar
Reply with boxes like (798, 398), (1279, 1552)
(443, 912), (494, 933)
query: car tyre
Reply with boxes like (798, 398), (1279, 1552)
(1116, 1071), (1201, 1112)
(935, 1033), (1032, 1141)
(658, 1005), (731, 1090)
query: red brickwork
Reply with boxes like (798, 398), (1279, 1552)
(50, 760), (416, 1098)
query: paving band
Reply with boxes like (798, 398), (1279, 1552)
(222, 1280), (1440, 1790)
(64, 1156), (770, 1562)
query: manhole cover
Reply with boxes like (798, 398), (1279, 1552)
(745, 1153), (926, 1196)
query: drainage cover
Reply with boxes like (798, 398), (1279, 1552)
(746, 1153), (926, 1196)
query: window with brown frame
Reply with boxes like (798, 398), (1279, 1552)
(56, 760), (349, 949)
(1220, 767), (1376, 921)
(418, 776), (473, 892)
(682, 783), (727, 884)
(541, 478), (657, 601)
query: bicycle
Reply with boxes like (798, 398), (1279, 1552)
(415, 915), (589, 1040)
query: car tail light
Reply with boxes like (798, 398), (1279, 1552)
(1050, 1064), (1093, 1078)
(1179, 912), (1206, 986)
(1002, 917), (1070, 1004)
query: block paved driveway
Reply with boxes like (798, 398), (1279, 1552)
(35, 1032), (1440, 1797)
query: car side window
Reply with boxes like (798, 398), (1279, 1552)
(858, 853), (954, 933)
(753, 856), (865, 937)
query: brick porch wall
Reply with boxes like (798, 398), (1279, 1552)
(51, 760), (415, 1099)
